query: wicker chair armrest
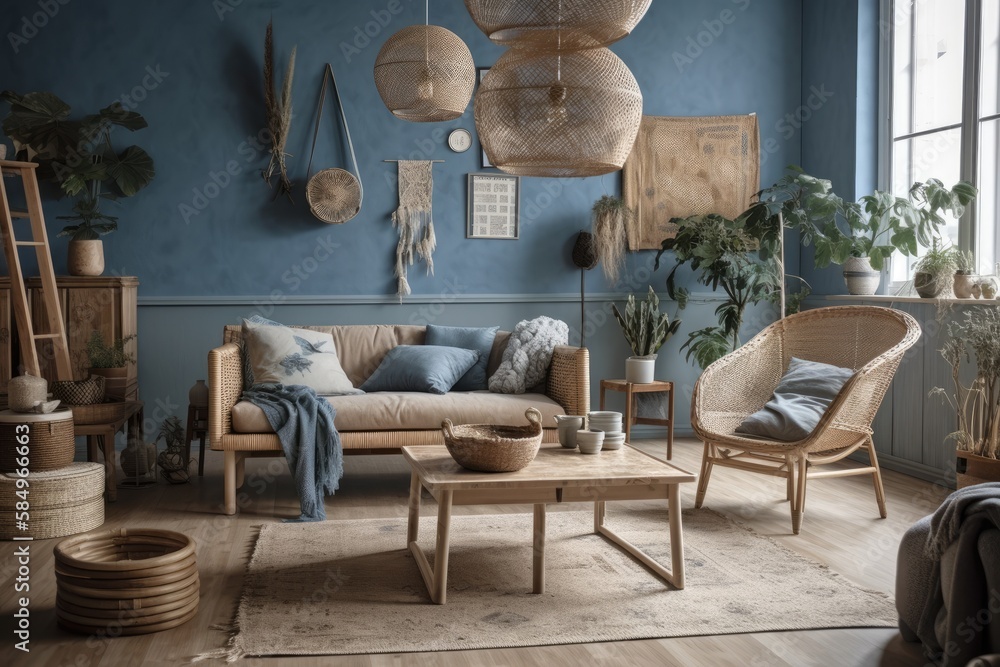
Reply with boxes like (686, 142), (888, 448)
(692, 329), (784, 437)
(209, 343), (243, 450)
(547, 346), (590, 416)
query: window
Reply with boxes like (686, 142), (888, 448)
(887, 0), (1000, 284)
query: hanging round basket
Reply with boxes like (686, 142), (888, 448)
(464, 0), (652, 50)
(306, 168), (362, 224)
(474, 47), (643, 177)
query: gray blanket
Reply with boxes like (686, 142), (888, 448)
(242, 383), (343, 522)
(918, 482), (1000, 665)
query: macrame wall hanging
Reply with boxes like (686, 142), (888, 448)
(391, 160), (436, 300)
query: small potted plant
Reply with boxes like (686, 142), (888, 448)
(913, 240), (956, 298)
(611, 286), (681, 383)
(1, 91), (154, 276)
(156, 416), (191, 484)
(86, 331), (136, 400)
(951, 249), (976, 298)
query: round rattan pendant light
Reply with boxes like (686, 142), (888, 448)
(474, 47), (643, 177)
(374, 2), (475, 122)
(464, 0), (651, 50)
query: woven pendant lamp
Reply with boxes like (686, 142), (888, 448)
(474, 47), (643, 177)
(464, 0), (651, 50)
(374, 2), (475, 122)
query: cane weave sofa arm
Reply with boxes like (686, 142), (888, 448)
(209, 343), (243, 450)
(547, 346), (590, 416)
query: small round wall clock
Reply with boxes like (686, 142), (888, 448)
(447, 128), (473, 153)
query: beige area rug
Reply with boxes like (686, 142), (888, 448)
(207, 509), (896, 659)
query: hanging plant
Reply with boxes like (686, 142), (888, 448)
(262, 20), (296, 201)
(591, 195), (632, 283)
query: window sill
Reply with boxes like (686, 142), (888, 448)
(825, 294), (999, 305)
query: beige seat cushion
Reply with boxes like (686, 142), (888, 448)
(231, 391), (565, 433)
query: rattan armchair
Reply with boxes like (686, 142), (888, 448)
(692, 306), (921, 534)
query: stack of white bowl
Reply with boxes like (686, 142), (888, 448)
(582, 411), (626, 453)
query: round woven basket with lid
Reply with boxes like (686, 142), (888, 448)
(0, 408), (75, 473)
(442, 407), (543, 472)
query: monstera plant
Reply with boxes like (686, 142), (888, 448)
(1, 91), (154, 275)
(612, 286), (681, 383)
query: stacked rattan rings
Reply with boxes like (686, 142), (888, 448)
(54, 529), (199, 635)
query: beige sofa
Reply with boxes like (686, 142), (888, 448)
(209, 324), (590, 514)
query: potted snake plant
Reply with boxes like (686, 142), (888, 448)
(611, 286), (681, 384)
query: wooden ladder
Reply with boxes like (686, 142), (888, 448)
(0, 159), (72, 380)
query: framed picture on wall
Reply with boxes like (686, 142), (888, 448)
(476, 67), (493, 169)
(467, 173), (519, 239)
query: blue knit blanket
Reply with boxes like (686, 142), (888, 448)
(242, 384), (343, 522)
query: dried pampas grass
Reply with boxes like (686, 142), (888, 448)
(263, 21), (296, 201)
(592, 195), (633, 282)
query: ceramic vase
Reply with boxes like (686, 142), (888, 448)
(189, 380), (209, 408)
(953, 272), (975, 298)
(68, 239), (105, 276)
(7, 373), (48, 413)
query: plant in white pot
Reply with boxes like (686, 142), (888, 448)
(612, 286), (681, 384)
(748, 167), (976, 295)
(1, 91), (154, 276)
(951, 248), (976, 298)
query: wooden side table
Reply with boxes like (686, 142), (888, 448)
(76, 400), (144, 501)
(599, 379), (674, 460)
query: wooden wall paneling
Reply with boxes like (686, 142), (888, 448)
(920, 311), (954, 472)
(890, 303), (925, 463)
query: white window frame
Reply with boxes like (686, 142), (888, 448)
(881, 0), (993, 289)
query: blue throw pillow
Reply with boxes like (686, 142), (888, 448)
(736, 357), (856, 442)
(360, 345), (480, 395)
(424, 325), (499, 391)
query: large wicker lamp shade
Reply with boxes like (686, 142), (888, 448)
(474, 47), (643, 177)
(464, 0), (651, 49)
(374, 24), (475, 122)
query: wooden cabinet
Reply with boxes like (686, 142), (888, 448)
(24, 276), (139, 399)
(0, 279), (11, 395)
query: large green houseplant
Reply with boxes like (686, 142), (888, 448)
(743, 166), (976, 295)
(611, 286), (681, 383)
(654, 212), (799, 370)
(1, 91), (155, 275)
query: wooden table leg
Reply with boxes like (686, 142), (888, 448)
(533, 503), (546, 594)
(599, 383), (606, 411)
(198, 432), (206, 477)
(668, 484), (685, 589)
(86, 436), (98, 464)
(624, 384), (633, 443)
(432, 490), (453, 604)
(407, 471), (421, 544)
(99, 430), (117, 502)
(667, 384), (675, 460)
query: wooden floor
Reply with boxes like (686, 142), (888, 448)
(1, 438), (949, 667)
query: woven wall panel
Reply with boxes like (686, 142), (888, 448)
(474, 47), (643, 178)
(464, 0), (651, 49)
(374, 25), (475, 122)
(622, 114), (760, 250)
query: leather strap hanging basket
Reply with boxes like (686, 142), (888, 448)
(306, 63), (363, 224)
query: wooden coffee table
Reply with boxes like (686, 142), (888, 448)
(401, 443), (696, 604)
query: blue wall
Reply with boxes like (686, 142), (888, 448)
(0, 0), (806, 436)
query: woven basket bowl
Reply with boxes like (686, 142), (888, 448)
(54, 528), (199, 635)
(51, 375), (106, 406)
(442, 407), (543, 473)
(0, 409), (75, 473)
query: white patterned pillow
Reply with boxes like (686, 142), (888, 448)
(241, 318), (361, 395)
